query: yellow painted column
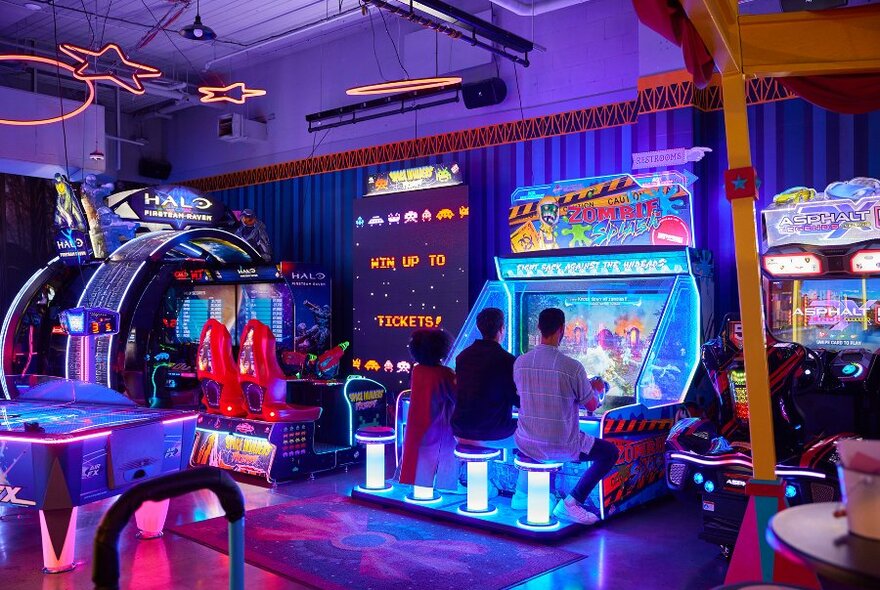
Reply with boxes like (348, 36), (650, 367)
(720, 73), (777, 481)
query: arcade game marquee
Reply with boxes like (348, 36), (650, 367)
(354, 172), (714, 538)
(2, 182), (387, 484)
(665, 177), (880, 551)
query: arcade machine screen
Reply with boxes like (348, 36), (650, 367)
(237, 283), (293, 347)
(170, 285), (237, 344)
(767, 277), (880, 350)
(520, 282), (671, 412)
(352, 185), (469, 391)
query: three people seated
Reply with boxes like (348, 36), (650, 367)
(397, 306), (618, 525)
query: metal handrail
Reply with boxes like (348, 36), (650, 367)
(92, 467), (245, 590)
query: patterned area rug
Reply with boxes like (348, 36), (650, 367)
(169, 494), (584, 590)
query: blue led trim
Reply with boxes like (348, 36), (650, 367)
(497, 250), (691, 280)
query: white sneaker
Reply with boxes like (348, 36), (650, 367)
(553, 496), (600, 525)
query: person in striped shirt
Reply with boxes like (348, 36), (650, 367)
(513, 307), (619, 525)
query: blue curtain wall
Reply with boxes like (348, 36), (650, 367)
(213, 99), (880, 343)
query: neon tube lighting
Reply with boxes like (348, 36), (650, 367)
(58, 42), (162, 95)
(162, 415), (199, 425)
(353, 484), (394, 494)
(0, 56), (95, 125)
(513, 457), (564, 470)
(669, 453), (827, 479)
(515, 519), (560, 532)
(456, 505), (498, 517)
(355, 434), (396, 443)
(775, 469), (827, 480)
(454, 449), (501, 460)
(404, 493), (443, 505)
(198, 82), (267, 104)
(668, 452), (753, 469)
(347, 77), (462, 96)
(0, 430), (110, 445)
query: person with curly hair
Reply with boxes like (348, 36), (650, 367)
(398, 328), (462, 493)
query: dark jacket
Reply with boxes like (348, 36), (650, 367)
(452, 339), (519, 440)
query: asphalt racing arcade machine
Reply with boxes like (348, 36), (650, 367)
(377, 173), (713, 536)
(665, 177), (880, 551)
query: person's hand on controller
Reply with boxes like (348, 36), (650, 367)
(585, 376), (609, 414)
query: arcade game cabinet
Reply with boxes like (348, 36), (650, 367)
(190, 316), (388, 483)
(362, 173), (713, 537)
(2, 183), (387, 482)
(665, 177), (880, 552)
(1, 185), (264, 404)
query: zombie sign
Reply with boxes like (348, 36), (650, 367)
(508, 174), (695, 252)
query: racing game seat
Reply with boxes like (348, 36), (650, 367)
(687, 315), (821, 459)
(238, 319), (323, 422)
(196, 319), (248, 417)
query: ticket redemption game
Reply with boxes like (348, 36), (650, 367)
(356, 173), (713, 538)
(665, 177), (880, 552)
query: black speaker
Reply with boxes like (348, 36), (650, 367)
(138, 158), (172, 180)
(780, 0), (846, 11)
(462, 77), (507, 110)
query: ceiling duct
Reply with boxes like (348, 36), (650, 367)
(489, 0), (593, 17)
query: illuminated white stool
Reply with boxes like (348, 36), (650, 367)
(355, 426), (395, 492)
(514, 450), (563, 529)
(455, 444), (501, 515)
(405, 484), (442, 504)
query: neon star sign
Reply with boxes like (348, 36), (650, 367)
(0, 54), (95, 126)
(58, 42), (162, 95)
(198, 82), (267, 104)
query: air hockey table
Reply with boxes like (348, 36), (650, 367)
(0, 376), (197, 573)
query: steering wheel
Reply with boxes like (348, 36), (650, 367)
(796, 346), (825, 391)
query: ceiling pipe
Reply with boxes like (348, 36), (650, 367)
(107, 135), (147, 146)
(203, 6), (361, 71)
(0, 38), (197, 101)
(489, 0), (592, 17)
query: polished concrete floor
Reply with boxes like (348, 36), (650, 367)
(1, 468), (727, 590)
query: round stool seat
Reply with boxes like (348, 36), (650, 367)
(513, 449), (564, 472)
(355, 426), (395, 443)
(454, 443), (502, 462)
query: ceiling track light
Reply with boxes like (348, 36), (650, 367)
(307, 83), (461, 132)
(362, 0), (534, 66)
(180, 0), (217, 41)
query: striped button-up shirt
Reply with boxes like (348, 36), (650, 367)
(513, 344), (600, 462)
